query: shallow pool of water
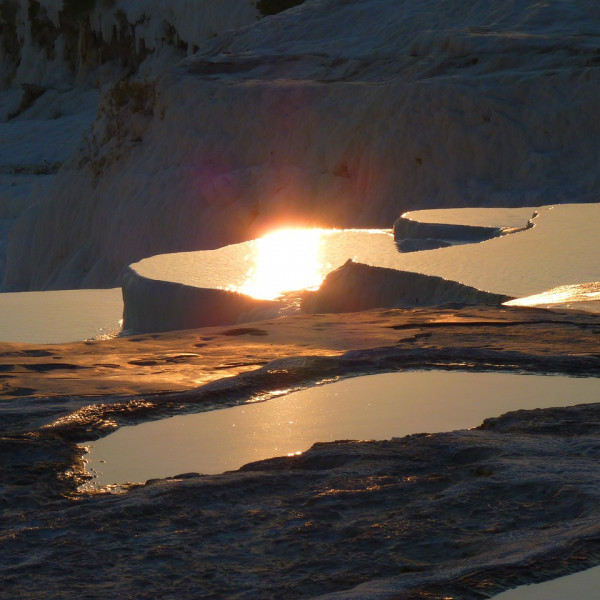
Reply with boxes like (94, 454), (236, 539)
(81, 371), (600, 490)
(492, 565), (600, 599)
(132, 203), (600, 308)
(3, 204), (598, 344)
(0, 288), (123, 344)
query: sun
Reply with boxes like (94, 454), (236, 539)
(238, 228), (327, 300)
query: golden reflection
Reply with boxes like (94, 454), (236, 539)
(238, 228), (328, 300)
(504, 281), (600, 308)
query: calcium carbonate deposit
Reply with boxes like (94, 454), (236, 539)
(3, 0), (600, 290)
(1, 1), (600, 599)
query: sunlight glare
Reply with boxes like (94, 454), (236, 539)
(505, 281), (600, 307)
(238, 228), (326, 300)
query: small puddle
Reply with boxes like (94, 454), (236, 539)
(80, 371), (600, 490)
(492, 565), (600, 599)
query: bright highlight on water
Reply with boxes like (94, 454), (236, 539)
(237, 228), (328, 300)
(81, 371), (600, 491)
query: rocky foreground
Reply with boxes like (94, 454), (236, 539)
(1, 305), (600, 598)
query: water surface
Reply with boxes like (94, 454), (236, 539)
(492, 565), (600, 599)
(0, 288), (123, 343)
(133, 203), (600, 304)
(81, 371), (600, 490)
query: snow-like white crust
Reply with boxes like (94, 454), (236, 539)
(3, 0), (600, 290)
(3, 0), (259, 87)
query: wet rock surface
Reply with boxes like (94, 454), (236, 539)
(1, 306), (600, 598)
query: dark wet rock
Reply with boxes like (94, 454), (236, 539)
(396, 237), (453, 251)
(393, 216), (504, 251)
(219, 327), (269, 336)
(302, 260), (511, 314)
(479, 403), (600, 436)
(393, 207), (536, 253)
(0, 306), (599, 598)
(4, 413), (600, 598)
(22, 362), (84, 372)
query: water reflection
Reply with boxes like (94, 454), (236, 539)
(504, 281), (600, 310)
(81, 372), (600, 490)
(232, 228), (400, 301)
(236, 228), (332, 300)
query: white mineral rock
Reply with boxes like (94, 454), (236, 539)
(4, 0), (600, 291)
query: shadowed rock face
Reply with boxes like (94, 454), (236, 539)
(0, 0), (260, 89)
(394, 215), (505, 251)
(120, 265), (280, 333)
(302, 260), (511, 314)
(5, 0), (600, 290)
(393, 211), (536, 252)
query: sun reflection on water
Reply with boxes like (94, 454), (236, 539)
(504, 281), (600, 309)
(238, 228), (329, 300)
